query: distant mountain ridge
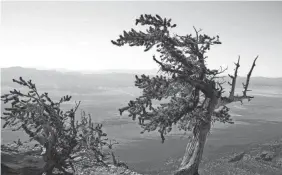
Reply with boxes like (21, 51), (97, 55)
(1, 67), (282, 90)
(1, 67), (137, 89)
(1, 66), (159, 75)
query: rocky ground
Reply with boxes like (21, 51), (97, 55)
(200, 137), (282, 175)
(1, 143), (142, 175)
(2, 137), (282, 175)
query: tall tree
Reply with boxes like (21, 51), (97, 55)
(111, 14), (258, 175)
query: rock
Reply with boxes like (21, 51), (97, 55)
(1, 162), (43, 175)
(242, 154), (252, 161)
(2, 144), (143, 175)
(259, 151), (275, 161)
(276, 158), (282, 167)
(1, 148), (45, 175)
(228, 152), (246, 163)
(74, 156), (82, 161)
(1, 163), (19, 175)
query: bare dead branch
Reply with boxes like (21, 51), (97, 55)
(218, 66), (228, 75)
(217, 56), (258, 108)
(230, 56), (259, 104)
(228, 56), (240, 100)
(74, 101), (81, 113)
(209, 66), (228, 81)
(242, 56), (258, 97)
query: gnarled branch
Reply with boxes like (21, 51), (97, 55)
(243, 56), (258, 97)
(228, 56), (240, 100)
(216, 56), (258, 108)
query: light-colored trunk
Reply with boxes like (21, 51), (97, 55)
(175, 95), (218, 175)
(174, 121), (211, 175)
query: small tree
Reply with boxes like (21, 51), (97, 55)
(111, 14), (258, 175)
(77, 110), (119, 167)
(1, 77), (116, 175)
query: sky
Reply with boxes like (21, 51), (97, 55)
(0, 1), (282, 77)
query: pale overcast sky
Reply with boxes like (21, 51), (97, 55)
(1, 1), (282, 77)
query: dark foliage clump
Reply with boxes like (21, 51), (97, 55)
(1, 77), (119, 175)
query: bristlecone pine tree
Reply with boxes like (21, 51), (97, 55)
(111, 14), (258, 175)
(1, 78), (117, 175)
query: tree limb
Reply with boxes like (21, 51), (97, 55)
(243, 56), (258, 97)
(217, 56), (258, 108)
(228, 56), (240, 99)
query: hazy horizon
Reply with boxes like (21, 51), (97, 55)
(1, 1), (282, 77)
(2, 66), (282, 79)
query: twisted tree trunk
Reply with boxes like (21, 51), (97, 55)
(174, 121), (211, 175)
(175, 96), (217, 175)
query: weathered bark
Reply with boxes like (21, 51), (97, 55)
(174, 121), (211, 175)
(175, 96), (217, 175)
(38, 124), (57, 175)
